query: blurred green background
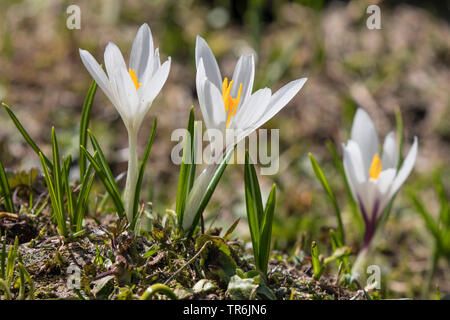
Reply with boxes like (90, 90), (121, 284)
(0, 0), (449, 298)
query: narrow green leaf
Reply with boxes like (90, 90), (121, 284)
(74, 162), (95, 231)
(176, 107), (195, 224)
(80, 146), (125, 219)
(39, 152), (66, 236)
(2, 103), (52, 171)
(62, 155), (74, 230)
(395, 107), (404, 170)
(87, 130), (121, 197)
(6, 236), (18, 284)
(311, 241), (324, 280)
(79, 81), (98, 178)
(223, 218), (240, 241)
(131, 117), (157, 228)
(259, 184), (276, 276)
(186, 147), (234, 237)
(309, 152), (345, 244)
(244, 152), (261, 269)
(0, 159), (14, 213)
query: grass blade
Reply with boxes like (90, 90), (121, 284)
(2, 103), (52, 171)
(186, 147), (234, 237)
(80, 146), (125, 219)
(39, 152), (66, 236)
(259, 184), (276, 276)
(131, 117), (157, 228)
(74, 162), (95, 231)
(311, 241), (324, 280)
(395, 107), (404, 170)
(87, 130), (121, 197)
(0, 159), (14, 213)
(309, 152), (345, 244)
(62, 155), (74, 230)
(79, 81), (98, 178)
(244, 152), (262, 268)
(176, 107), (196, 224)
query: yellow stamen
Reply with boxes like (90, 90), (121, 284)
(129, 69), (141, 90)
(369, 153), (382, 180)
(221, 77), (243, 128)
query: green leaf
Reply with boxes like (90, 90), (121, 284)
(62, 155), (74, 230)
(0, 159), (14, 213)
(395, 107), (404, 170)
(309, 152), (345, 244)
(79, 81), (98, 178)
(74, 162), (95, 231)
(244, 152), (262, 268)
(80, 146), (125, 219)
(186, 147), (234, 237)
(176, 107), (196, 224)
(39, 151), (66, 236)
(258, 184), (276, 276)
(223, 218), (240, 241)
(311, 241), (324, 280)
(87, 130), (121, 197)
(2, 103), (52, 171)
(131, 117), (157, 228)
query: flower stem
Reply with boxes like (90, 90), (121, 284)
(124, 130), (139, 223)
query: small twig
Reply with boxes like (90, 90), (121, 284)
(164, 240), (211, 285)
(0, 212), (19, 219)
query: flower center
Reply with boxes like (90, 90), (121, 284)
(222, 77), (242, 129)
(129, 69), (141, 90)
(369, 153), (382, 180)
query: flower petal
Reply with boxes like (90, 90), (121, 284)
(195, 36), (222, 90)
(79, 49), (114, 102)
(251, 78), (307, 130)
(104, 42), (128, 79)
(129, 23), (154, 79)
(381, 131), (398, 170)
(140, 57), (171, 113)
(350, 108), (380, 174)
(230, 54), (254, 105)
(232, 88), (271, 131)
(389, 136), (418, 197)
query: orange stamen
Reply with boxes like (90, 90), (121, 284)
(369, 153), (382, 180)
(221, 77), (243, 128)
(129, 69), (141, 90)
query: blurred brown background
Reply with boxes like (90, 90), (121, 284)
(0, 0), (449, 298)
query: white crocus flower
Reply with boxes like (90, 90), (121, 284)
(79, 23), (171, 222)
(195, 35), (307, 152)
(182, 36), (307, 230)
(343, 108), (418, 251)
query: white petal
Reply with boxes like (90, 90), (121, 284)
(140, 57), (171, 113)
(382, 131), (398, 169)
(129, 23), (154, 79)
(374, 168), (396, 219)
(104, 42), (128, 80)
(230, 54), (254, 105)
(251, 78), (307, 130)
(203, 77), (226, 131)
(79, 49), (114, 102)
(232, 88), (271, 131)
(116, 68), (139, 118)
(390, 136), (418, 197)
(350, 108), (380, 174)
(343, 141), (366, 198)
(195, 36), (222, 90)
